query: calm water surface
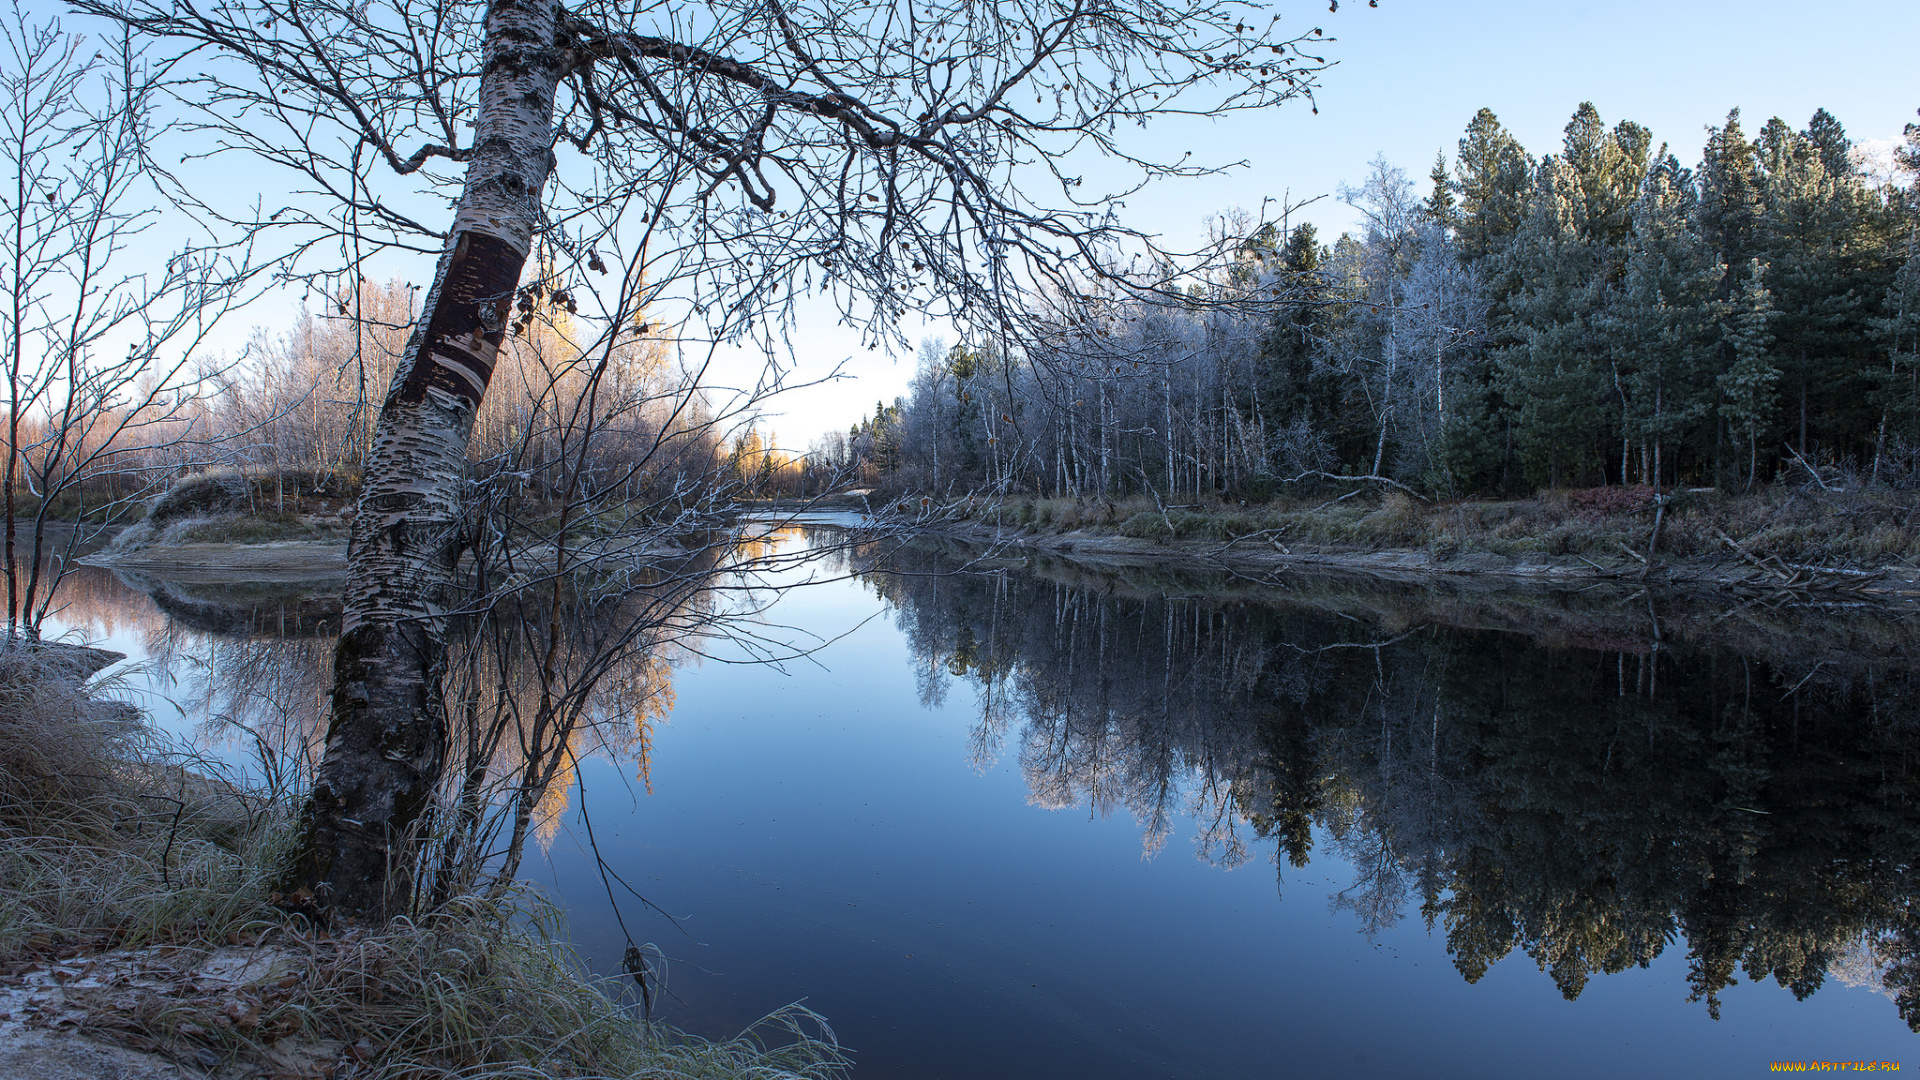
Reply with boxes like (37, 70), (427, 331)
(45, 529), (1920, 1078)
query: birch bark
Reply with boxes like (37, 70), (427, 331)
(283, 0), (565, 920)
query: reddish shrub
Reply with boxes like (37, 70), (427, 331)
(1564, 485), (1660, 521)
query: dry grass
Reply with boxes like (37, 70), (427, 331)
(108, 510), (346, 554)
(964, 485), (1920, 569)
(0, 646), (848, 1080)
(63, 896), (848, 1080)
(0, 645), (278, 961)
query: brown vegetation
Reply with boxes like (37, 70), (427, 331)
(943, 484), (1920, 583)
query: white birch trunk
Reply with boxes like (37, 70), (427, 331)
(285, 0), (565, 921)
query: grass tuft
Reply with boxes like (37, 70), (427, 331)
(0, 644), (280, 960)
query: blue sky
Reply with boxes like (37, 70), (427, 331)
(768, 0), (1919, 443)
(54, 0), (1912, 446)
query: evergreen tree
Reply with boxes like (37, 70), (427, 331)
(1496, 106), (1653, 486)
(1695, 111), (1766, 481)
(1425, 151), (1458, 231)
(1562, 102), (1650, 257)
(1696, 111), (1765, 297)
(1448, 109), (1536, 490)
(1758, 114), (1895, 461)
(1719, 260), (1779, 490)
(1604, 159), (1720, 486)
(1453, 108), (1535, 268)
(1257, 223), (1344, 465)
(1803, 107), (1853, 181)
(1497, 156), (1612, 486)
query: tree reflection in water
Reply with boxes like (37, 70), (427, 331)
(50, 527), (819, 909)
(56, 530), (1920, 1030)
(843, 536), (1920, 1029)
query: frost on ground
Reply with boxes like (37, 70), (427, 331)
(0, 943), (350, 1080)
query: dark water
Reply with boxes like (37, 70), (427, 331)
(48, 531), (1920, 1078)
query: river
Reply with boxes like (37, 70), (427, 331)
(43, 525), (1920, 1078)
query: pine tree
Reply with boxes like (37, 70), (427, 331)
(1453, 108), (1535, 268)
(1697, 111), (1765, 297)
(1496, 106), (1654, 487)
(1256, 223), (1344, 464)
(1695, 111), (1767, 482)
(1719, 260), (1779, 490)
(1562, 103), (1650, 258)
(1448, 109), (1536, 489)
(1758, 113), (1895, 462)
(1497, 156), (1612, 486)
(1804, 107), (1853, 181)
(1425, 152), (1458, 231)
(1604, 158), (1720, 486)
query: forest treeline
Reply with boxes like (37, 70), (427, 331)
(825, 104), (1920, 499)
(206, 281), (821, 508)
(18, 275), (822, 534)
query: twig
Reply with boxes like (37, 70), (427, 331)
(1210, 527), (1284, 556)
(1283, 470), (1430, 501)
(1781, 661), (1829, 701)
(1783, 444), (1834, 491)
(1714, 527), (1884, 593)
(1309, 489), (1364, 514)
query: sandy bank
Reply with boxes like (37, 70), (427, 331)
(79, 540), (347, 581)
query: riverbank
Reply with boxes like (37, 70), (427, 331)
(76, 474), (1920, 604)
(915, 485), (1920, 602)
(0, 646), (847, 1080)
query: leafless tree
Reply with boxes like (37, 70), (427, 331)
(74, 0), (1335, 918)
(0, 6), (255, 640)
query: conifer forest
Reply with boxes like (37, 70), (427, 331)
(832, 104), (1920, 503)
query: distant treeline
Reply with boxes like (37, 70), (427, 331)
(822, 103), (1920, 499)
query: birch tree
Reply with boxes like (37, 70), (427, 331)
(76, 0), (1336, 918)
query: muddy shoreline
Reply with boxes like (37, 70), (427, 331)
(78, 539), (347, 582)
(76, 515), (1920, 607)
(914, 519), (1920, 608)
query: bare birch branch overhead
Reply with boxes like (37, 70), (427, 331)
(72, 0), (1333, 342)
(66, 0), (1339, 921)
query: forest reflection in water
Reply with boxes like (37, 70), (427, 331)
(47, 527), (1920, 1044)
(837, 535), (1920, 1027)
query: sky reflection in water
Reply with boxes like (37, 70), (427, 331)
(45, 532), (1920, 1078)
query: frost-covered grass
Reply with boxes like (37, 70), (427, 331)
(0, 645), (278, 959)
(101, 468), (358, 553)
(0, 646), (848, 1080)
(107, 510), (346, 553)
